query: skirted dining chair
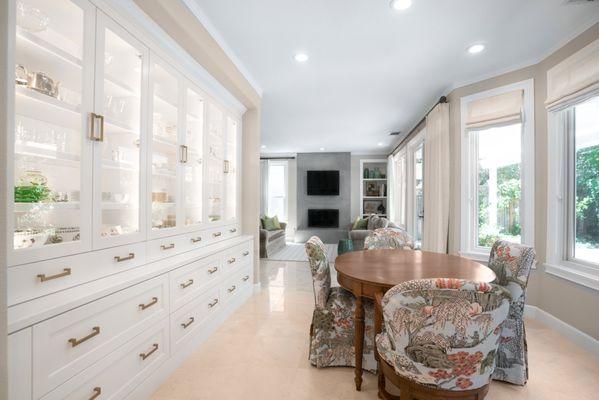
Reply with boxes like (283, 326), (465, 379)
(364, 227), (415, 250)
(375, 278), (511, 400)
(305, 236), (377, 372)
(487, 240), (536, 385)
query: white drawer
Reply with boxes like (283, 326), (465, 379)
(221, 242), (252, 275)
(169, 255), (221, 311)
(204, 226), (227, 246)
(146, 235), (189, 263)
(170, 288), (220, 352)
(32, 275), (169, 398)
(8, 242), (147, 306)
(40, 319), (169, 400)
(221, 265), (253, 305)
(222, 223), (240, 240)
(181, 230), (208, 252)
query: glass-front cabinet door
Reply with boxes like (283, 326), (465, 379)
(224, 116), (238, 221)
(93, 11), (148, 248)
(149, 59), (180, 236)
(205, 102), (224, 223)
(10, 0), (95, 265)
(182, 86), (204, 229)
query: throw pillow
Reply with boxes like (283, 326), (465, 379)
(262, 215), (280, 231)
(352, 217), (368, 230)
(272, 215), (282, 230)
(368, 215), (389, 230)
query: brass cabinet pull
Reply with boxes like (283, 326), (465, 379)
(242, 275), (250, 282)
(227, 257), (236, 264)
(212, 232), (222, 238)
(179, 145), (188, 163)
(37, 267), (71, 282)
(68, 326), (100, 347)
(191, 237), (202, 243)
(114, 253), (135, 262)
(223, 160), (230, 173)
(207, 267), (218, 275)
(139, 343), (159, 361)
(242, 251), (250, 257)
(161, 243), (175, 250)
(229, 228), (237, 233)
(139, 297), (158, 311)
(208, 298), (218, 308)
(228, 285), (236, 293)
(180, 279), (194, 289)
(89, 113), (104, 142)
(89, 387), (101, 400)
(181, 317), (195, 329)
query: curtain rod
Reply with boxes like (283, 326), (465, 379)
(389, 96), (448, 156)
(260, 156), (296, 160)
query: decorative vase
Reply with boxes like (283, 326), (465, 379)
(363, 168), (369, 179)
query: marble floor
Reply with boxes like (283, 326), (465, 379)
(152, 259), (599, 400)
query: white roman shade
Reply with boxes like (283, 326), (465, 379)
(546, 37), (599, 111)
(465, 90), (523, 131)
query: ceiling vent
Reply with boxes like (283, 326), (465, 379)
(389, 131), (401, 136)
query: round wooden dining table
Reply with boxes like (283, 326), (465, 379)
(334, 249), (496, 391)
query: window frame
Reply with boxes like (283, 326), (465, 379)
(405, 130), (425, 247)
(395, 149), (408, 230)
(546, 100), (599, 290)
(460, 79), (535, 261)
(266, 160), (289, 223)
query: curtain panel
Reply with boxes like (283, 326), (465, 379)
(546, 37), (599, 111)
(465, 90), (523, 131)
(422, 103), (450, 253)
(387, 155), (396, 223)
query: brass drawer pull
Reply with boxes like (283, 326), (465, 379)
(208, 298), (218, 308)
(139, 343), (159, 361)
(181, 317), (195, 329)
(228, 285), (236, 293)
(180, 279), (194, 289)
(139, 297), (158, 311)
(114, 253), (135, 262)
(207, 267), (218, 275)
(37, 267), (71, 282)
(242, 275), (250, 282)
(89, 387), (101, 400)
(68, 326), (100, 347)
(191, 237), (202, 243)
(242, 251), (250, 256)
(229, 228), (237, 233)
(161, 243), (175, 250)
(212, 232), (222, 238)
(89, 113), (104, 142)
(227, 257), (236, 264)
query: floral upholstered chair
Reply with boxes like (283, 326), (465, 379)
(375, 278), (511, 399)
(364, 227), (415, 250)
(487, 240), (536, 385)
(305, 236), (377, 372)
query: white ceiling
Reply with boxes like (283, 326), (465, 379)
(192, 0), (599, 154)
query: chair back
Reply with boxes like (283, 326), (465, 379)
(381, 278), (510, 391)
(365, 227), (414, 250)
(305, 236), (331, 310)
(488, 240), (535, 307)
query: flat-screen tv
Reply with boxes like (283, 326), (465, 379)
(307, 170), (339, 196)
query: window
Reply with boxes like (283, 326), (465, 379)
(474, 123), (522, 247)
(266, 161), (288, 221)
(413, 143), (424, 246)
(395, 151), (407, 229)
(460, 80), (534, 259)
(569, 97), (599, 265)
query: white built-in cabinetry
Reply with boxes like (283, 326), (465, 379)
(6, 0), (252, 399)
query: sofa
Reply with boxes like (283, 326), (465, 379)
(260, 221), (287, 258)
(347, 215), (399, 250)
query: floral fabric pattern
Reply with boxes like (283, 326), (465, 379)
(487, 240), (536, 385)
(376, 278), (510, 391)
(364, 228), (415, 250)
(305, 236), (377, 372)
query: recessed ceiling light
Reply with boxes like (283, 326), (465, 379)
(390, 0), (412, 11)
(294, 52), (309, 63)
(319, 147), (325, 151)
(261, 145), (267, 149)
(467, 44), (485, 54)
(377, 142), (385, 147)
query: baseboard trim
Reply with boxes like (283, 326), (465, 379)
(524, 305), (599, 357)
